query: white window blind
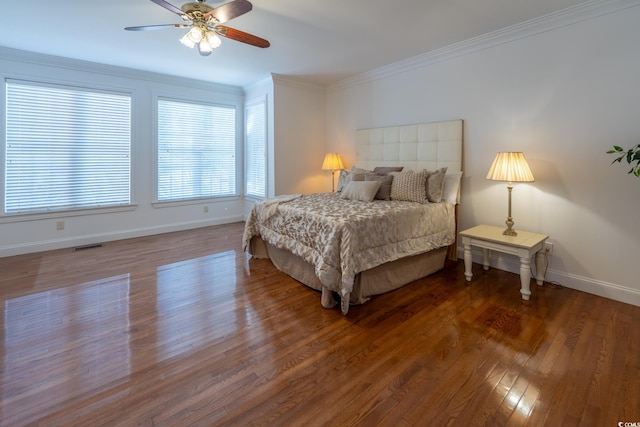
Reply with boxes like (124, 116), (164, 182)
(245, 98), (266, 198)
(157, 99), (236, 201)
(5, 80), (131, 215)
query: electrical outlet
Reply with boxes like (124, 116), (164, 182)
(56, 220), (65, 230)
(204, 206), (209, 213)
(544, 241), (553, 255)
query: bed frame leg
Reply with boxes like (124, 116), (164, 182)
(321, 288), (337, 309)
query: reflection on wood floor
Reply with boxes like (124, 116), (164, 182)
(0, 222), (638, 426)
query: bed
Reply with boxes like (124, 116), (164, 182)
(243, 119), (463, 314)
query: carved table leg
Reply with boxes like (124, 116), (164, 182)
(463, 242), (473, 282)
(482, 248), (490, 271)
(519, 255), (532, 300)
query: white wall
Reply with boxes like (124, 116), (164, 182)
(272, 75), (327, 195)
(326, 3), (640, 305)
(0, 48), (245, 257)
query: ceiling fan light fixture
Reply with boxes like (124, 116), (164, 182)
(198, 41), (213, 56)
(180, 32), (196, 48)
(187, 26), (204, 43)
(199, 38), (212, 51)
(206, 32), (222, 49)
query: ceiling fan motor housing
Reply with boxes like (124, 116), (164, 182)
(181, 2), (214, 14)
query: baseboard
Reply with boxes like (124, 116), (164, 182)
(0, 215), (244, 258)
(458, 247), (640, 307)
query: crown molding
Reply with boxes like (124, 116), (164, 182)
(329, 0), (639, 92)
(271, 73), (326, 92)
(0, 46), (243, 95)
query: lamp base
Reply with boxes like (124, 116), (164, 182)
(502, 184), (517, 236)
(503, 217), (517, 236)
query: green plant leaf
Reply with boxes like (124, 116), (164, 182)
(608, 144), (640, 178)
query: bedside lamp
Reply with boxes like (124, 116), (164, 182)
(322, 152), (344, 192)
(486, 152), (534, 236)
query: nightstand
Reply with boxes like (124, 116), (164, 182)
(459, 224), (549, 300)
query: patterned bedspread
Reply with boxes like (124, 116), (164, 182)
(242, 193), (455, 307)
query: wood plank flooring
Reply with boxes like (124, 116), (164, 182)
(0, 222), (638, 426)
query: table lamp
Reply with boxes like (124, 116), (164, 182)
(322, 152), (344, 192)
(486, 152), (534, 236)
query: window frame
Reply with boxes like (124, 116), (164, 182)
(244, 95), (267, 199)
(152, 92), (243, 207)
(1, 78), (135, 220)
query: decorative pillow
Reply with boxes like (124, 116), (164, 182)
(337, 170), (365, 192)
(336, 169), (349, 192)
(425, 167), (448, 203)
(351, 166), (372, 173)
(390, 170), (428, 203)
(442, 171), (463, 204)
(373, 166), (404, 175)
(340, 181), (382, 202)
(365, 173), (394, 200)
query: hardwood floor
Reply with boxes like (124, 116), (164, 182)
(0, 222), (638, 426)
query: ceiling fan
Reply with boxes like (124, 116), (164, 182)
(125, 0), (270, 56)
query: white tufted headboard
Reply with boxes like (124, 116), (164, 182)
(356, 119), (463, 173)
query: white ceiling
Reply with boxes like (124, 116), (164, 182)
(0, 0), (593, 87)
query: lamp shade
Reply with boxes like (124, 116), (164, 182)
(486, 152), (534, 182)
(322, 153), (344, 171)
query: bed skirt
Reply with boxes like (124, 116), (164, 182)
(249, 236), (447, 308)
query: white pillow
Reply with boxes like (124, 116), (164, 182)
(442, 171), (463, 204)
(340, 181), (382, 202)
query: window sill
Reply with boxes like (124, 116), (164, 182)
(152, 196), (240, 209)
(0, 204), (138, 223)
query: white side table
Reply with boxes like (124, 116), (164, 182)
(459, 225), (549, 300)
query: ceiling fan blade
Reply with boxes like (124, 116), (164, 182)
(205, 0), (252, 24)
(125, 24), (190, 31)
(150, 0), (185, 16)
(215, 25), (270, 48)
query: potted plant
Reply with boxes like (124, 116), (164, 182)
(607, 144), (640, 178)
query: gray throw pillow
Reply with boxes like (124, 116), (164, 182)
(340, 181), (382, 202)
(373, 166), (404, 175)
(365, 173), (394, 200)
(425, 167), (448, 202)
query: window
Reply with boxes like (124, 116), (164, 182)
(4, 80), (131, 215)
(245, 98), (266, 198)
(157, 98), (236, 202)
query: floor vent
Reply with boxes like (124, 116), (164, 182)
(73, 243), (104, 251)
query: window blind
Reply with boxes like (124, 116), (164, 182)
(5, 80), (131, 215)
(245, 99), (266, 198)
(157, 99), (236, 201)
